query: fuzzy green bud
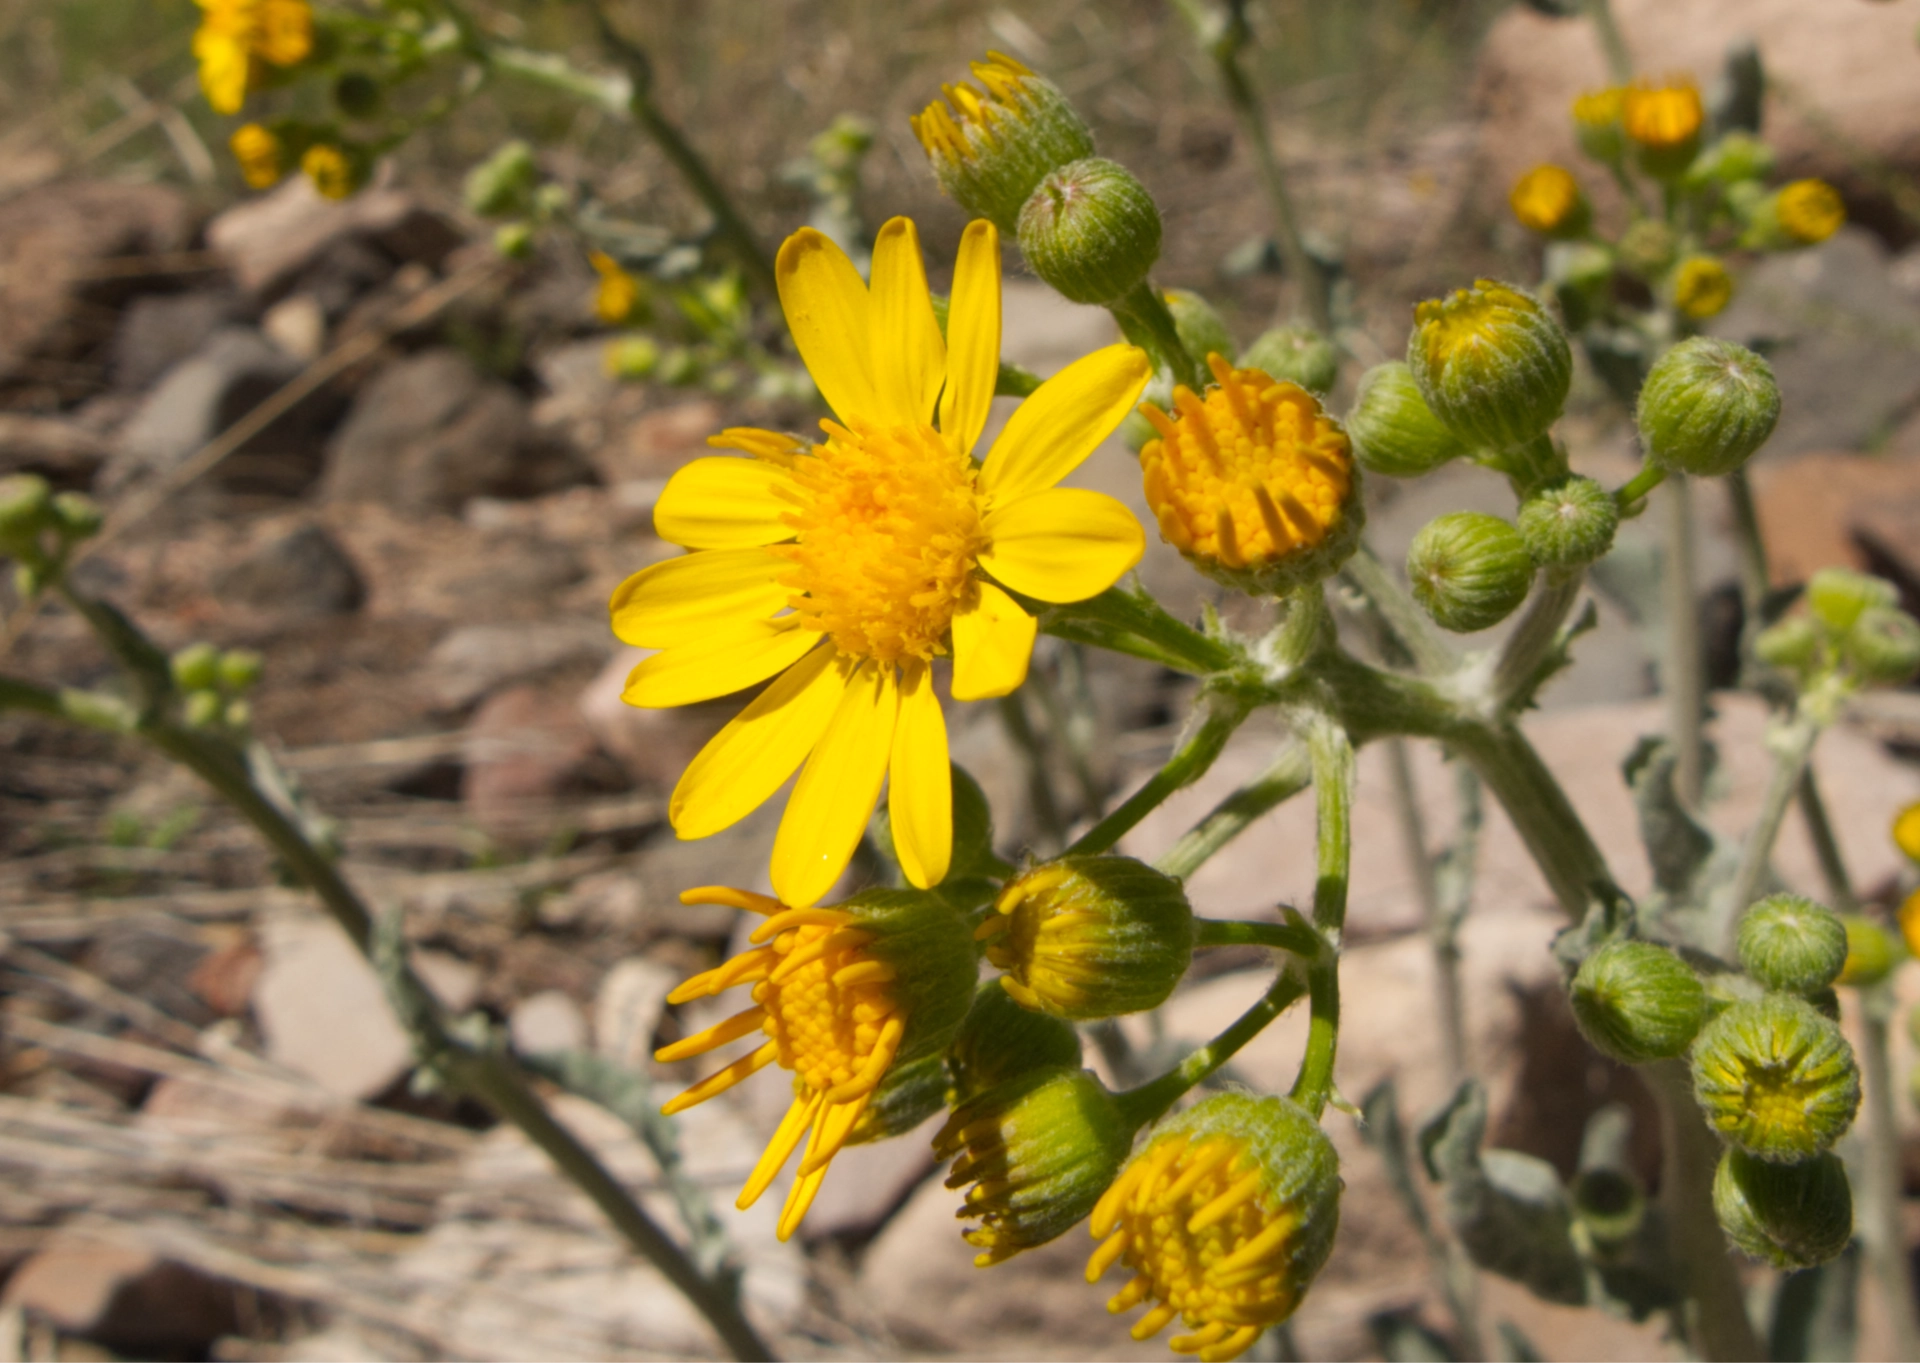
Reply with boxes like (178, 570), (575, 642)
(1617, 219), (1679, 280)
(983, 855), (1193, 1020)
(1406, 512), (1536, 633)
(224, 698), (252, 730)
(911, 53), (1097, 235)
(846, 1053), (948, 1145)
(465, 140), (539, 218)
(0, 473), (53, 556)
(182, 689), (223, 729)
(1737, 895), (1849, 995)
(935, 1065), (1135, 1264)
(170, 642), (221, 694)
(1165, 290), (1234, 372)
(1571, 940), (1707, 1064)
(1408, 280), (1572, 451)
(218, 649), (264, 693)
(1713, 1148), (1852, 1270)
(1685, 132), (1775, 189)
(1017, 158), (1162, 306)
(1834, 914), (1898, 988)
(945, 977), (1083, 1103)
(1843, 606), (1920, 687)
(1754, 615), (1821, 675)
(49, 492), (103, 542)
(493, 222), (534, 260)
(1517, 475), (1619, 568)
(605, 335), (661, 381)
(1345, 361), (1469, 478)
(1242, 325), (1340, 396)
(1806, 567), (1897, 635)
(1692, 995), (1861, 1161)
(1636, 337), (1781, 477)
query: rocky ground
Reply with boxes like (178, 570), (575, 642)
(4, 5), (1920, 1357)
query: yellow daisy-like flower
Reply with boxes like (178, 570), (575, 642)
(193, 0), (314, 116)
(229, 122), (283, 190)
(653, 885), (975, 1240)
(1672, 254), (1734, 320)
(1776, 179), (1846, 245)
(1623, 79), (1703, 177)
(591, 250), (644, 326)
(611, 217), (1151, 908)
(1508, 164), (1586, 237)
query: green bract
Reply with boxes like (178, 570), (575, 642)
(945, 977), (1084, 1103)
(1736, 895), (1848, 995)
(1712, 1148), (1852, 1270)
(1517, 476), (1619, 568)
(1242, 325), (1340, 395)
(1345, 362), (1469, 478)
(1691, 995), (1860, 1162)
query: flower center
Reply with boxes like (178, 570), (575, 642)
(754, 921), (903, 1098)
(1140, 359), (1352, 570)
(781, 420), (986, 665)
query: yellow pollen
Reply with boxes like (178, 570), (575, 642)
(1622, 80), (1703, 151)
(781, 420), (986, 664)
(1139, 357), (1352, 571)
(1089, 1134), (1305, 1362)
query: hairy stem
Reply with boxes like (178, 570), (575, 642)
(1110, 279), (1204, 391)
(1341, 541), (1455, 678)
(1719, 708), (1822, 952)
(1195, 917), (1322, 955)
(1663, 475), (1706, 807)
(1798, 767), (1856, 909)
(1154, 741), (1311, 880)
(1490, 569), (1585, 710)
(1288, 718), (1352, 1117)
(1115, 964), (1312, 1128)
(1385, 738), (1465, 1081)
(1068, 696), (1252, 858)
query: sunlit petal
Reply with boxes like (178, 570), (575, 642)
(623, 618), (819, 708)
(979, 487), (1145, 603)
(940, 220), (1001, 458)
(777, 228), (878, 423)
(771, 661), (899, 907)
(654, 457), (797, 549)
(869, 217), (946, 427)
(609, 547), (790, 648)
(888, 663), (951, 888)
(950, 581), (1037, 701)
(979, 344), (1152, 504)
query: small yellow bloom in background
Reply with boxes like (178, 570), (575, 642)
(610, 217), (1150, 908)
(229, 122), (282, 190)
(1623, 79), (1704, 177)
(1897, 887), (1920, 958)
(1089, 1093), (1341, 1363)
(1139, 356), (1361, 595)
(1672, 255), (1734, 320)
(652, 885), (974, 1240)
(590, 251), (643, 326)
(1895, 801), (1920, 864)
(301, 144), (357, 200)
(1776, 179), (1846, 245)
(1570, 86), (1626, 163)
(192, 0), (314, 115)
(1509, 164), (1588, 237)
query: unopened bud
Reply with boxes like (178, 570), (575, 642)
(1636, 337), (1780, 477)
(229, 122), (284, 190)
(605, 335), (661, 381)
(1806, 567), (1898, 635)
(1842, 606), (1920, 687)
(1017, 157), (1162, 306)
(1570, 87), (1627, 164)
(1622, 80), (1705, 179)
(1617, 219), (1678, 279)
(1164, 290), (1234, 374)
(1672, 255), (1733, 320)
(1517, 475), (1618, 569)
(846, 1053), (948, 1146)
(1738, 895), (1849, 996)
(1835, 914), (1897, 988)
(1509, 164), (1590, 238)
(218, 649), (264, 693)
(183, 689), (223, 729)
(1345, 362), (1468, 478)
(1755, 179), (1847, 248)
(465, 140), (539, 218)
(1242, 325), (1340, 396)
(1714, 1148), (1852, 1269)
(1408, 280), (1572, 451)
(911, 52), (1096, 234)
(1692, 995), (1860, 1161)
(50, 492), (103, 542)
(0, 474), (54, 555)
(1753, 615), (1821, 675)
(1571, 940), (1707, 1064)
(170, 642), (221, 695)
(1406, 511), (1535, 634)
(493, 222), (534, 260)
(1896, 801), (1920, 864)
(1685, 132), (1776, 189)
(301, 143), (365, 201)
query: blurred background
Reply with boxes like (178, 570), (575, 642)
(1, 0), (1919, 1358)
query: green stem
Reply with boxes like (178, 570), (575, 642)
(1663, 475), (1706, 807)
(1068, 697), (1252, 858)
(1490, 569), (1585, 711)
(1718, 708), (1822, 952)
(1341, 542), (1455, 677)
(1155, 742), (1311, 880)
(1449, 719), (1614, 921)
(1289, 718), (1352, 1117)
(1195, 917), (1321, 956)
(1114, 965), (1312, 1128)
(1110, 280), (1204, 391)
(1384, 737), (1466, 1082)
(1614, 461), (1669, 513)
(1584, 0), (1636, 82)
(1798, 767), (1856, 909)
(1040, 587), (1242, 677)
(1858, 986), (1920, 1361)
(1725, 468), (1770, 624)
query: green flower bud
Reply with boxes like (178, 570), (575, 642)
(13, 562), (42, 599)
(1753, 615), (1822, 675)
(945, 977), (1083, 1103)
(1242, 325), (1340, 396)
(1685, 132), (1775, 189)
(1089, 1093), (1341, 1345)
(1713, 1148), (1852, 1270)
(1842, 606), (1920, 687)
(0, 473), (53, 556)
(1406, 512), (1536, 633)
(183, 689), (223, 729)
(218, 649), (264, 693)
(223, 698), (252, 730)
(1517, 475), (1619, 568)
(1408, 280), (1572, 451)
(1571, 940), (1707, 1064)
(1164, 289), (1234, 373)
(1017, 157), (1162, 306)
(911, 52), (1097, 235)
(982, 855), (1193, 1020)
(332, 70), (382, 119)
(1692, 995), (1860, 1161)
(936, 1065), (1135, 1264)
(1617, 219), (1680, 279)
(49, 492), (103, 542)
(1636, 338), (1781, 477)
(605, 335), (661, 381)
(1737, 895), (1849, 995)
(1835, 914), (1898, 988)
(493, 222), (534, 260)
(1345, 361), (1469, 478)
(532, 183), (571, 219)
(465, 140), (539, 218)
(1807, 567), (1897, 634)
(846, 1052), (948, 1146)
(170, 642), (221, 694)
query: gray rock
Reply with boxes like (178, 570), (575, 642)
(108, 290), (241, 391)
(593, 956), (677, 1066)
(320, 348), (593, 515)
(577, 646), (734, 791)
(0, 1235), (241, 1356)
(424, 621), (612, 710)
(0, 412), (109, 485)
(509, 989), (589, 1056)
(460, 684), (628, 839)
(215, 521), (366, 618)
(205, 174), (461, 302)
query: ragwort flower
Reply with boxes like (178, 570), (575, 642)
(193, 0), (314, 116)
(611, 218), (1151, 907)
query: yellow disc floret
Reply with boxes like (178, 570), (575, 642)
(781, 420), (987, 665)
(1140, 355), (1357, 592)
(1509, 164), (1584, 236)
(1776, 179), (1846, 245)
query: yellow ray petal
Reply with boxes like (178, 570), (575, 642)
(950, 580), (1036, 701)
(869, 217), (946, 427)
(979, 344), (1152, 505)
(776, 228), (879, 424)
(671, 645), (848, 839)
(797, 1090), (876, 1175)
(709, 426), (808, 461)
(660, 1040), (778, 1115)
(770, 661), (899, 908)
(979, 487), (1145, 604)
(653, 1005), (768, 1063)
(888, 663), (952, 889)
(738, 1091), (823, 1210)
(654, 456), (798, 549)
(777, 1158), (834, 1242)
(939, 220), (1001, 458)
(609, 546), (790, 648)
(622, 618), (820, 709)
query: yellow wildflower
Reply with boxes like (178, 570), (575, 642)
(1777, 179), (1846, 245)
(301, 144), (357, 200)
(229, 122), (282, 190)
(610, 217), (1150, 907)
(590, 251), (643, 326)
(1570, 87), (1626, 163)
(1672, 255), (1733, 319)
(1896, 801), (1920, 864)
(1623, 79), (1704, 176)
(193, 0), (313, 116)
(1509, 164), (1587, 237)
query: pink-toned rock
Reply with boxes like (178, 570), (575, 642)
(462, 685), (626, 837)
(606, 398), (724, 482)
(1752, 449), (1920, 587)
(0, 1234), (239, 1354)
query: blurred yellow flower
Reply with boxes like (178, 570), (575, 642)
(193, 0), (313, 116)
(1895, 801), (1920, 864)
(1673, 255), (1733, 320)
(229, 122), (282, 190)
(590, 251), (643, 326)
(301, 144), (356, 200)
(610, 217), (1150, 907)
(1777, 179), (1846, 245)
